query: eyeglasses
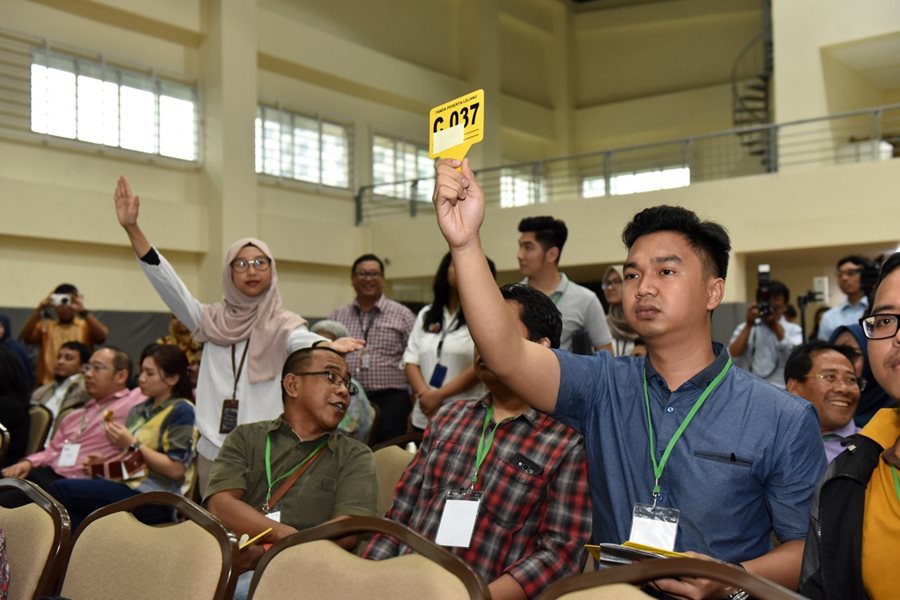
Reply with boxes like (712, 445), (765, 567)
(836, 268), (863, 278)
(802, 372), (866, 391)
(353, 270), (382, 279)
(860, 313), (900, 340)
(602, 280), (622, 290)
(231, 257), (271, 272)
(292, 371), (358, 395)
(82, 363), (113, 374)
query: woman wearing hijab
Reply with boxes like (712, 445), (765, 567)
(830, 324), (897, 427)
(113, 177), (363, 490)
(601, 267), (639, 356)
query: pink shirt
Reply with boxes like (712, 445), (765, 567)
(27, 387), (146, 478)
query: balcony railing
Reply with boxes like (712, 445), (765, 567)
(355, 102), (900, 225)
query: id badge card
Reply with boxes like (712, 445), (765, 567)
(361, 349), (371, 370)
(220, 398), (239, 434)
(266, 509), (282, 524)
(629, 503), (680, 551)
(435, 490), (482, 548)
(57, 442), (81, 468)
(429, 363), (448, 388)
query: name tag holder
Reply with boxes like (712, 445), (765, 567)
(57, 442), (81, 468)
(629, 503), (680, 551)
(435, 490), (482, 548)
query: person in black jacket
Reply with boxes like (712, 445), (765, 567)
(0, 344), (31, 468)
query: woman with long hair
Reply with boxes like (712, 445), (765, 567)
(601, 267), (639, 356)
(404, 252), (497, 431)
(49, 344), (196, 529)
(113, 177), (363, 491)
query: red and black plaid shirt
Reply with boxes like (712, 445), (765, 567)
(364, 395), (591, 597)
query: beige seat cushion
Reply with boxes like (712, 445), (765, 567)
(555, 583), (654, 599)
(373, 445), (414, 515)
(60, 511), (224, 600)
(253, 539), (470, 600)
(0, 503), (55, 600)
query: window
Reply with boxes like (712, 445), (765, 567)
(255, 105), (351, 188)
(371, 135), (433, 201)
(30, 51), (198, 161)
(582, 166), (690, 198)
(500, 166), (545, 208)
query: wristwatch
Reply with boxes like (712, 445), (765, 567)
(129, 440), (143, 452)
(727, 588), (749, 600)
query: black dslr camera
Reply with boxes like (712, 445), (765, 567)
(756, 264), (772, 318)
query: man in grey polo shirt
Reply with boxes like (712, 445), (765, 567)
(434, 157), (825, 600)
(517, 216), (612, 354)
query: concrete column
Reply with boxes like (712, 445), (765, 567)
(197, 0), (259, 300)
(459, 0), (502, 168)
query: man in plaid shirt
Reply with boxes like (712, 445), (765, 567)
(330, 254), (416, 445)
(364, 284), (591, 599)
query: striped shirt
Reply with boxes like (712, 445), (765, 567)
(364, 395), (591, 597)
(329, 295), (415, 392)
(125, 396), (195, 492)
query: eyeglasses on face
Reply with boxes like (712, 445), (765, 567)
(836, 267), (863, 278)
(353, 270), (382, 279)
(292, 370), (358, 395)
(802, 372), (866, 391)
(231, 257), (271, 272)
(602, 280), (622, 290)
(82, 363), (114, 374)
(859, 313), (900, 340)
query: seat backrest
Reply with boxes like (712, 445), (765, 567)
(26, 405), (52, 456)
(372, 445), (415, 516)
(57, 492), (235, 600)
(49, 406), (76, 439)
(249, 516), (487, 600)
(0, 478), (70, 600)
(0, 422), (9, 466)
(535, 558), (807, 600)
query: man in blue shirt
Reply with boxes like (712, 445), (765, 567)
(431, 158), (826, 599)
(817, 255), (872, 341)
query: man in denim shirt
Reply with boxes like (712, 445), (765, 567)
(432, 157), (825, 600)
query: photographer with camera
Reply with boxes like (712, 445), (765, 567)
(729, 276), (802, 388)
(20, 283), (108, 385)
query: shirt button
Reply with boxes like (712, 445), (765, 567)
(666, 406), (675, 413)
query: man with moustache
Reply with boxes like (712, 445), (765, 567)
(431, 157), (825, 599)
(0, 347), (143, 505)
(800, 252), (900, 600)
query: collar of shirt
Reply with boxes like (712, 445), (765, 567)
(267, 415), (338, 448)
(644, 342), (729, 391)
(85, 387), (131, 409)
(470, 392), (542, 426)
(353, 294), (387, 313)
(519, 274), (569, 297)
(840, 296), (869, 312)
(134, 395), (181, 419)
(824, 420), (859, 440)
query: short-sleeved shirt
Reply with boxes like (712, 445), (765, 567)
(125, 396), (195, 492)
(822, 420), (859, 463)
(522, 274), (612, 352)
(364, 396), (591, 597)
(729, 317), (803, 388)
(552, 343), (826, 562)
(403, 305), (484, 429)
(330, 296), (415, 392)
(35, 318), (103, 385)
(205, 417), (377, 530)
(818, 297), (868, 341)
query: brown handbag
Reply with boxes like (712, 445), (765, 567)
(88, 449), (147, 481)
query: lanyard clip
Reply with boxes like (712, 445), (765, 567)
(651, 479), (661, 509)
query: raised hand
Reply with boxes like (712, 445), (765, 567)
(432, 158), (485, 250)
(326, 337), (366, 354)
(114, 175), (140, 228)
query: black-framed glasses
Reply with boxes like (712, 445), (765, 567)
(353, 270), (382, 279)
(860, 313), (900, 340)
(292, 370), (358, 395)
(231, 257), (271, 272)
(801, 372), (866, 391)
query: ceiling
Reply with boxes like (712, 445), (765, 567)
(826, 33), (900, 91)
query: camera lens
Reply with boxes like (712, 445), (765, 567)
(61, 296), (70, 305)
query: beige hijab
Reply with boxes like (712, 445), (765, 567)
(195, 238), (306, 384)
(603, 266), (639, 342)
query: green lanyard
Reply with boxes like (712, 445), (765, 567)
(469, 404), (511, 491)
(891, 465), (900, 506)
(642, 357), (732, 504)
(264, 434), (328, 510)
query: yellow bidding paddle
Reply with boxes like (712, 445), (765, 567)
(429, 89), (484, 161)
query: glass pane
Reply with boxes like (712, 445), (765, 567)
(77, 74), (119, 146)
(262, 118), (282, 176)
(321, 121), (348, 188)
(255, 115), (263, 173)
(119, 85), (156, 153)
(31, 64), (77, 139)
(581, 176), (606, 198)
(159, 94), (196, 160)
(293, 116), (319, 183)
